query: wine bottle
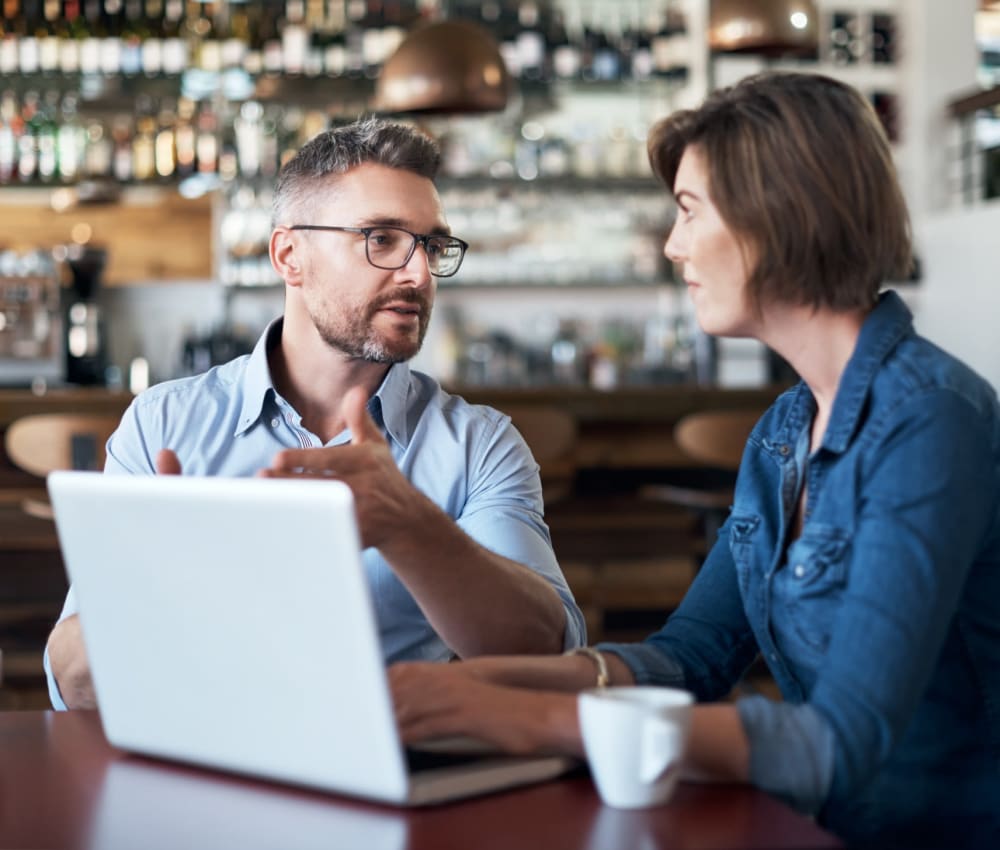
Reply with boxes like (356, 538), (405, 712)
(173, 95), (196, 176)
(59, 0), (85, 74)
(161, 0), (187, 74)
(0, 91), (19, 184)
(57, 91), (86, 182)
(79, 0), (102, 74)
(120, 0), (145, 76)
(140, 0), (164, 76)
(154, 101), (177, 179)
(19, 0), (43, 74)
(516, 0), (545, 82)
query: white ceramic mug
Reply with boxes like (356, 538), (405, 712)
(578, 685), (693, 809)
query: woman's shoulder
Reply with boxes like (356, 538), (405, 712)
(879, 333), (999, 419)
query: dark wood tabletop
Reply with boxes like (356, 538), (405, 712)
(0, 710), (842, 850)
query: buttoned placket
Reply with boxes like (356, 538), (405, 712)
(756, 434), (809, 695)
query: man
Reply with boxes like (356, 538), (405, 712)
(46, 117), (585, 710)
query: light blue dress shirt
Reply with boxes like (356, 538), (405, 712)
(46, 319), (585, 709)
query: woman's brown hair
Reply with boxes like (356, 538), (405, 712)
(648, 72), (913, 312)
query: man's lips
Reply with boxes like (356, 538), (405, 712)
(378, 303), (422, 316)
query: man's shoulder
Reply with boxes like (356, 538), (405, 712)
(131, 356), (250, 413)
(406, 369), (510, 430)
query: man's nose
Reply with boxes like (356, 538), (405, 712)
(400, 241), (434, 289)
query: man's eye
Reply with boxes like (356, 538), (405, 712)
(426, 239), (445, 257)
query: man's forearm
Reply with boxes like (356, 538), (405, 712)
(380, 494), (567, 657)
(47, 615), (97, 710)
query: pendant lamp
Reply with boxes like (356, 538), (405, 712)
(709, 0), (819, 58)
(374, 19), (510, 115)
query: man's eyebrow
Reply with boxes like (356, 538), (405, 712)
(358, 215), (452, 236)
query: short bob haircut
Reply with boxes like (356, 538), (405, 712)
(648, 72), (913, 313)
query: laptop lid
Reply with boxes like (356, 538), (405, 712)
(47, 471), (573, 806)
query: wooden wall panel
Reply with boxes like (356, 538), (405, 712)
(0, 189), (213, 286)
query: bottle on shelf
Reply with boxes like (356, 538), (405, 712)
(0, 90), (19, 183)
(161, 0), (188, 75)
(547, 7), (580, 81)
(651, 2), (689, 81)
(59, 0), (86, 74)
(139, 0), (164, 76)
(56, 91), (85, 182)
(99, 0), (124, 76)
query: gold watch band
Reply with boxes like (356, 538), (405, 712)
(565, 646), (609, 689)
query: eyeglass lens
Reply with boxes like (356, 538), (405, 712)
(366, 227), (464, 276)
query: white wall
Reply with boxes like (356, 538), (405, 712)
(911, 203), (1000, 392)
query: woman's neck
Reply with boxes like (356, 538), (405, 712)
(759, 303), (867, 444)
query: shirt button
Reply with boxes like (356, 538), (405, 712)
(793, 564), (806, 578)
(270, 418), (280, 428)
(779, 445), (790, 456)
(770, 653), (778, 662)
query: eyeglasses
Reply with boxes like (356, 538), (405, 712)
(289, 224), (468, 278)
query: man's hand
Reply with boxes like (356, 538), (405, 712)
(389, 661), (582, 756)
(261, 386), (425, 549)
(47, 615), (96, 709)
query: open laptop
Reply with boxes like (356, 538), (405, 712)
(47, 471), (576, 806)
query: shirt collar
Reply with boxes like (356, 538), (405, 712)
(821, 289), (913, 453)
(373, 360), (413, 450)
(235, 317), (283, 437)
(234, 316), (415, 447)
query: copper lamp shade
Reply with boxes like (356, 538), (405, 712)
(374, 19), (510, 115)
(709, 0), (819, 58)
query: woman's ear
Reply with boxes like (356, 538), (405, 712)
(270, 226), (303, 287)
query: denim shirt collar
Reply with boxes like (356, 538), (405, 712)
(234, 316), (414, 448)
(775, 290), (912, 457)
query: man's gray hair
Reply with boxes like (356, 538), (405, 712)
(271, 116), (442, 226)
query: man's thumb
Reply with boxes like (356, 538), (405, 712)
(342, 386), (379, 443)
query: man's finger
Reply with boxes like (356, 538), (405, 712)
(155, 449), (183, 475)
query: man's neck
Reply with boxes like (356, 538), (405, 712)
(268, 321), (391, 444)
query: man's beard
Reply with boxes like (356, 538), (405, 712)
(312, 288), (432, 364)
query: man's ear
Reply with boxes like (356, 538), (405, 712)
(270, 226), (303, 286)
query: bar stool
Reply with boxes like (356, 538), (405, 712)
(5, 412), (122, 519)
(641, 408), (764, 561)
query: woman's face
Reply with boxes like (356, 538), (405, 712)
(664, 146), (756, 338)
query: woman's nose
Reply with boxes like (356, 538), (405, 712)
(663, 223), (685, 264)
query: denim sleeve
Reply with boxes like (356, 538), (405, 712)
(455, 415), (586, 650)
(737, 696), (835, 813)
(809, 390), (997, 804)
(597, 526), (759, 699)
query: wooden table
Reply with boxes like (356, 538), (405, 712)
(0, 711), (842, 850)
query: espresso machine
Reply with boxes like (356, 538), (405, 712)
(63, 245), (109, 386)
(0, 250), (63, 386)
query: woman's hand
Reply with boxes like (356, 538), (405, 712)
(389, 661), (583, 757)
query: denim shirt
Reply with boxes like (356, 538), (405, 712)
(46, 318), (585, 709)
(601, 292), (1000, 847)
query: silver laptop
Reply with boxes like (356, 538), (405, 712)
(47, 471), (575, 806)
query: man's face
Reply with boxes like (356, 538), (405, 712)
(289, 162), (447, 363)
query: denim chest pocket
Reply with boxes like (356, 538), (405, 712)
(781, 526), (851, 654)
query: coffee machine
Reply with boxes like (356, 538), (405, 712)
(63, 245), (109, 386)
(0, 250), (63, 386)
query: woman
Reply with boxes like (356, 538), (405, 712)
(390, 72), (1000, 848)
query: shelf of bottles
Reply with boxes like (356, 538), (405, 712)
(0, 0), (699, 185)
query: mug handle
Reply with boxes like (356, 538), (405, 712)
(639, 716), (684, 784)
